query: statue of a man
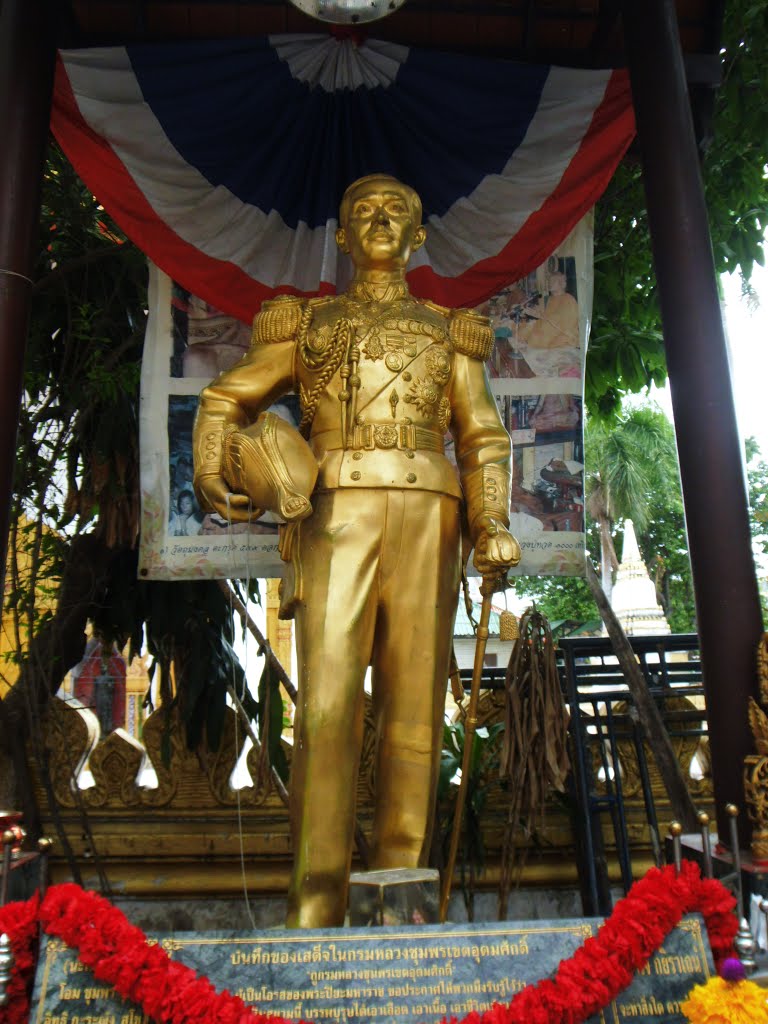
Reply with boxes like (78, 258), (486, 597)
(193, 174), (520, 927)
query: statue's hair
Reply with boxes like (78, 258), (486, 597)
(339, 174), (422, 227)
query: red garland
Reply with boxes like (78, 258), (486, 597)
(0, 861), (737, 1024)
(0, 892), (40, 1024)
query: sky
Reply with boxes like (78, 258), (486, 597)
(649, 262), (768, 458)
(721, 262), (768, 456)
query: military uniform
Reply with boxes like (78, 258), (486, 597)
(193, 281), (511, 926)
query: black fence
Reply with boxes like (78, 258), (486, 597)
(459, 633), (707, 916)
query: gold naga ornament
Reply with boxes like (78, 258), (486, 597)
(193, 173), (521, 928)
(744, 633), (768, 862)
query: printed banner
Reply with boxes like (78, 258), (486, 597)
(139, 268), (286, 579)
(139, 220), (589, 580)
(483, 218), (590, 577)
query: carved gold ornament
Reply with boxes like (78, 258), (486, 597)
(404, 376), (440, 414)
(744, 633), (768, 862)
(373, 425), (398, 449)
(304, 324), (335, 362)
(362, 333), (385, 361)
(438, 396), (451, 432)
(425, 346), (451, 385)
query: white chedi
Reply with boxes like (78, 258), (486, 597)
(609, 519), (671, 635)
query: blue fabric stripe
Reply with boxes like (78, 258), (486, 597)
(126, 38), (549, 229)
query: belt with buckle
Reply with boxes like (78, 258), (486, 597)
(313, 423), (444, 454)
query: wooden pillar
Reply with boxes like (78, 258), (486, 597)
(0, 0), (58, 596)
(621, 0), (764, 842)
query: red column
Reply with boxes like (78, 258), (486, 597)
(0, 0), (58, 595)
(621, 0), (764, 842)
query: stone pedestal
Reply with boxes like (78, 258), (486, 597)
(348, 867), (439, 926)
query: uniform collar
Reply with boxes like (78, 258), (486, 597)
(344, 279), (411, 304)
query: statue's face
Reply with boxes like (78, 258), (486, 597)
(336, 178), (426, 270)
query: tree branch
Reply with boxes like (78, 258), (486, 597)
(218, 580), (298, 705)
(585, 558), (699, 831)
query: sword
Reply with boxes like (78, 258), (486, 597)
(439, 568), (505, 922)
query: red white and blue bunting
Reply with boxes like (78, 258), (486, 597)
(52, 35), (634, 319)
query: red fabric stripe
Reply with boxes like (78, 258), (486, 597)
(51, 55), (633, 317)
(409, 69), (636, 307)
(50, 54), (332, 324)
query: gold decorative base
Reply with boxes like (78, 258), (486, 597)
(31, 692), (712, 898)
(348, 867), (439, 926)
(750, 827), (768, 865)
(744, 638), (768, 858)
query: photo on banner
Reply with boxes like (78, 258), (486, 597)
(482, 216), (591, 577)
(139, 268), (288, 580)
(139, 217), (590, 579)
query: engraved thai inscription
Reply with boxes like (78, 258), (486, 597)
(33, 939), (148, 1024)
(31, 918), (713, 1024)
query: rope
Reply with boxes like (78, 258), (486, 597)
(497, 606), (570, 918)
(297, 318), (350, 437)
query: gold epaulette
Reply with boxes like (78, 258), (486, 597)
(422, 298), (451, 317)
(449, 308), (494, 361)
(252, 295), (306, 346)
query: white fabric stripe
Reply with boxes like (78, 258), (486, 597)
(60, 47), (610, 285)
(418, 67), (611, 276)
(270, 34), (408, 91)
(61, 47), (342, 290)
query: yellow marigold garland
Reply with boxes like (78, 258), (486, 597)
(682, 975), (768, 1023)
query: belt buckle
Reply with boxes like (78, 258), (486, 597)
(398, 423), (416, 451)
(353, 423), (375, 451)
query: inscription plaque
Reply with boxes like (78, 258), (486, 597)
(30, 916), (713, 1024)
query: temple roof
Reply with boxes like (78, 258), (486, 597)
(610, 519), (671, 636)
(453, 599), (502, 639)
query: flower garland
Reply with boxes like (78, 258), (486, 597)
(682, 976), (768, 1023)
(0, 861), (739, 1024)
(681, 958), (768, 1023)
(0, 892), (40, 1024)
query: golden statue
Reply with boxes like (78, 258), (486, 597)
(193, 174), (520, 927)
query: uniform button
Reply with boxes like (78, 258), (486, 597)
(205, 453), (215, 460)
(352, 451), (363, 461)
(351, 470), (362, 481)
(406, 473), (417, 483)
(402, 372), (412, 382)
(405, 450), (415, 459)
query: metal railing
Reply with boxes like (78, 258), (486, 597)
(460, 633), (708, 915)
